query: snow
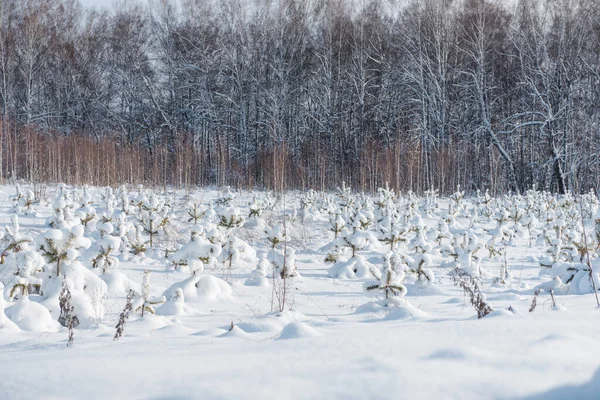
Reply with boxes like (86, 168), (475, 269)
(0, 183), (599, 399)
(277, 322), (321, 340)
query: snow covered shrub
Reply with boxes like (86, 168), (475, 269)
(541, 261), (600, 295)
(328, 254), (375, 280)
(58, 279), (77, 346)
(445, 230), (484, 277)
(451, 267), (493, 318)
(114, 289), (134, 341)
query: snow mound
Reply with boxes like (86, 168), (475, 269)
(405, 282), (445, 296)
(485, 309), (517, 318)
(276, 322), (321, 340)
(5, 296), (59, 332)
(355, 298), (429, 321)
(101, 270), (141, 297)
(236, 318), (285, 333)
(328, 255), (373, 279)
(521, 367), (600, 400)
(195, 275), (233, 300)
(385, 304), (430, 321)
(487, 293), (526, 301)
(151, 324), (195, 337)
(0, 288), (19, 332)
(155, 289), (198, 316)
(219, 325), (252, 339)
(163, 274), (234, 304)
(191, 328), (228, 337)
(425, 348), (472, 361)
(126, 314), (171, 334)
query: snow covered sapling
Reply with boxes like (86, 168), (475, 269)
(90, 222), (121, 272)
(245, 257), (270, 286)
(139, 194), (175, 251)
(365, 253), (407, 300)
(268, 245), (297, 280)
(265, 225), (287, 250)
(139, 207), (161, 248)
(117, 186), (135, 215)
(217, 206), (244, 230)
(114, 289), (133, 341)
(342, 221), (378, 258)
(58, 278), (78, 346)
(1, 216), (31, 263)
(170, 227), (221, 272)
(137, 270), (160, 317)
(249, 193), (274, 219)
(37, 225), (91, 277)
(11, 185), (38, 215)
(75, 202), (97, 230)
(221, 235), (240, 282)
(336, 181), (354, 209)
(215, 186), (235, 207)
(449, 185), (465, 217)
(11, 184), (24, 212)
(2, 216), (45, 298)
(423, 187), (438, 217)
(265, 220), (297, 312)
(328, 213), (345, 239)
(187, 196), (205, 225)
(130, 225), (147, 256)
(47, 189), (77, 229)
(379, 217), (408, 251)
(374, 183), (396, 211)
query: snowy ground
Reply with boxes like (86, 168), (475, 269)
(0, 184), (599, 400)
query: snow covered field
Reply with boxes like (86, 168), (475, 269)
(0, 184), (599, 400)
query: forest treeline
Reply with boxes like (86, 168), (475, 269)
(1, 0), (600, 194)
